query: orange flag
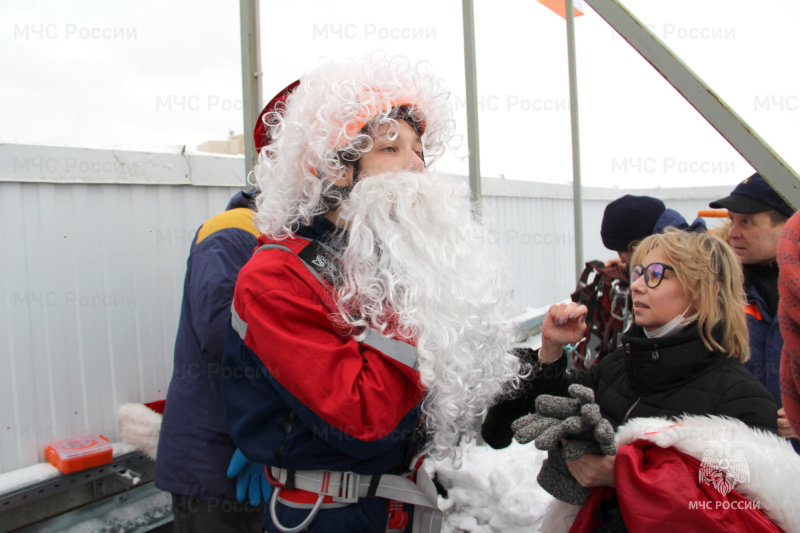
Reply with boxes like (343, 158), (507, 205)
(537, 0), (584, 19)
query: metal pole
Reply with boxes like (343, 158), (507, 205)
(463, 0), (486, 445)
(585, 0), (800, 208)
(239, 0), (263, 189)
(566, 0), (584, 281)
(462, 0), (483, 219)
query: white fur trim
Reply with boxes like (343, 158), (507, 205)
(616, 415), (800, 532)
(117, 403), (162, 460)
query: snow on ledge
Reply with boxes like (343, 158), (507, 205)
(0, 442), (141, 495)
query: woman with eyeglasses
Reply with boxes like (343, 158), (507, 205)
(482, 230), (797, 531)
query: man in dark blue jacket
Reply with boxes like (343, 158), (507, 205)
(710, 172), (798, 447)
(154, 84), (299, 531)
(155, 189), (267, 532)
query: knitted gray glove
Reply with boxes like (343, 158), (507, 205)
(537, 445), (591, 506)
(511, 385), (615, 454)
(511, 384), (617, 504)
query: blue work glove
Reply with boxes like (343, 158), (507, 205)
(226, 448), (272, 506)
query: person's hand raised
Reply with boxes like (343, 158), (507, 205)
(539, 302), (588, 362)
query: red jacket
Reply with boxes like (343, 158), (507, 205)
(778, 211), (800, 439)
(222, 224), (425, 532)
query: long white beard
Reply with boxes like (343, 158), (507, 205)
(335, 171), (522, 463)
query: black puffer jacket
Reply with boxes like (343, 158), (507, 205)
(482, 323), (778, 449)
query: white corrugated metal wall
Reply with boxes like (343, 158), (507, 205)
(0, 180), (241, 472)
(0, 144), (732, 472)
(481, 180), (729, 308)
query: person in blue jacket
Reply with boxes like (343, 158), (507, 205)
(710, 172), (799, 447)
(154, 85), (298, 531)
(154, 188), (268, 532)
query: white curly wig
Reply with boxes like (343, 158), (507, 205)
(253, 53), (455, 236)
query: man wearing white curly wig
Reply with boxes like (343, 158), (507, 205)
(221, 54), (521, 533)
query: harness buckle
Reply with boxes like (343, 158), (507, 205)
(331, 471), (360, 504)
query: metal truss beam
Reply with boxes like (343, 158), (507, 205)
(585, 0), (800, 208)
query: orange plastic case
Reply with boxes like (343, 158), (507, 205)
(45, 434), (113, 474)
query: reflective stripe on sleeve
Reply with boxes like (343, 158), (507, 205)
(231, 302), (248, 340)
(363, 329), (418, 370)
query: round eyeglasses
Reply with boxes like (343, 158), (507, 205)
(631, 262), (675, 288)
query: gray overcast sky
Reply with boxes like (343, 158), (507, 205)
(2, 0), (798, 189)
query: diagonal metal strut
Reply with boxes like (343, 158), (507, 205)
(585, 0), (800, 208)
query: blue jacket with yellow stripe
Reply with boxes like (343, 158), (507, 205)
(155, 190), (261, 502)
